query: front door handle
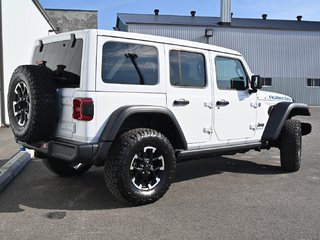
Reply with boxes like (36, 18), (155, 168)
(216, 100), (230, 106)
(173, 99), (190, 106)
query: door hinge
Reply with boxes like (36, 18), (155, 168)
(204, 102), (214, 109)
(250, 123), (265, 130)
(203, 127), (213, 134)
(250, 102), (261, 109)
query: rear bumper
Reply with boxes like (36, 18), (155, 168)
(21, 139), (111, 165)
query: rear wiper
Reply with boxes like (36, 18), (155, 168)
(125, 53), (145, 85)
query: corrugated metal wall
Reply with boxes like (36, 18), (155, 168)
(128, 24), (208, 43)
(127, 24), (320, 105)
(210, 28), (320, 105)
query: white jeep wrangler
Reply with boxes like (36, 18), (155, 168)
(7, 30), (312, 205)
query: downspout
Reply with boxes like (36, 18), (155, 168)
(0, 0), (9, 127)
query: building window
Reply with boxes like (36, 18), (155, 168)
(102, 42), (158, 85)
(169, 50), (206, 87)
(307, 78), (320, 87)
(261, 77), (272, 86)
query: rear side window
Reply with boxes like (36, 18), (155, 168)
(170, 50), (206, 87)
(215, 57), (248, 90)
(32, 39), (83, 88)
(102, 42), (158, 85)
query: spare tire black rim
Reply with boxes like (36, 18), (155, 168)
(13, 81), (30, 127)
(129, 146), (165, 190)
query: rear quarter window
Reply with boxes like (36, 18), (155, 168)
(101, 42), (158, 85)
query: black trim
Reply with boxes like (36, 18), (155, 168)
(39, 40), (44, 52)
(21, 139), (99, 164)
(92, 141), (112, 166)
(99, 105), (188, 149)
(70, 33), (76, 48)
(301, 122), (312, 136)
(173, 99), (190, 106)
(216, 100), (229, 106)
(177, 143), (262, 160)
(262, 102), (311, 141)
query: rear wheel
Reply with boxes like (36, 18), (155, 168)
(43, 158), (92, 177)
(104, 128), (176, 205)
(280, 119), (302, 172)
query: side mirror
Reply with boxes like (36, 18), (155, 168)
(250, 75), (262, 92)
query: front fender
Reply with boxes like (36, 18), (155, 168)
(261, 102), (311, 141)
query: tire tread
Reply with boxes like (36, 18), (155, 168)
(104, 128), (176, 205)
(280, 119), (302, 172)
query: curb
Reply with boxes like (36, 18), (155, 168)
(0, 151), (31, 192)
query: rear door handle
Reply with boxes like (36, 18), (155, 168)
(216, 100), (230, 106)
(173, 99), (190, 106)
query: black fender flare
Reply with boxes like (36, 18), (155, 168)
(99, 105), (187, 148)
(93, 105), (187, 165)
(261, 102), (311, 142)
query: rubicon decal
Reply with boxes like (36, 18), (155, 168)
(268, 95), (292, 102)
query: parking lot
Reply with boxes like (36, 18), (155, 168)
(0, 108), (319, 240)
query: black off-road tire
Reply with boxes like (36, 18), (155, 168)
(280, 119), (302, 172)
(104, 128), (176, 205)
(43, 158), (92, 177)
(7, 65), (58, 142)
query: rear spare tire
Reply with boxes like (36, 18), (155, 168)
(7, 65), (58, 142)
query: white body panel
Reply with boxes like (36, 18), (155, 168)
(212, 53), (257, 142)
(214, 89), (257, 141)
(33, 29), (293, 149)
(165, 45), (212, 147)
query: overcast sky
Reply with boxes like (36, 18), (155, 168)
(40, 0), (320, 30)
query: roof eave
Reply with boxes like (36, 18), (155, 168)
(32, 0), (56, 31)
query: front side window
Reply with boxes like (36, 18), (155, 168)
(215, 57), (248, 90)
(102, 42), (158, 85)
(170, 50), (206, 87)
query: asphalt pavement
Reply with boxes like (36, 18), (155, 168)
(0, 127), (31, 192)
(0, 108), (319, 240)
(0, 127), (19, 167)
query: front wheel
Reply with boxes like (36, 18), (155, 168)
(104, 128), (176, 205)
(280, 119), (302, 172)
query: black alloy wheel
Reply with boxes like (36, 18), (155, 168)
(129, 146), (165, 191)
(104, 128), (176, 205)
(12, 81), (30, 127)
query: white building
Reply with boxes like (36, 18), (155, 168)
(0, 0), (55, 126)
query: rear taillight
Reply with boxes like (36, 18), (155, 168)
(73, 98), (94, 121)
